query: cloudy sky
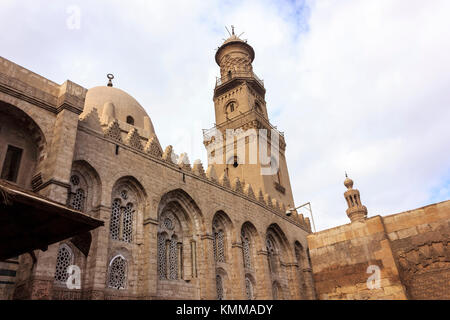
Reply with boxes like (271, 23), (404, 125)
(1, 0), (449, 230)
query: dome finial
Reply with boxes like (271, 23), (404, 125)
(107, 73), (114, 87)
(231, 25), (235, 35)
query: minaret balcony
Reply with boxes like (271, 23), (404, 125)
(215, 71), (264, 88)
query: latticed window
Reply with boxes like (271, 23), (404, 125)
(109, 189), (135, 243)
(110, 199), (121, 240)
(54, 244), (74, 284)
(158, 210), (182, 280)
(266, 237), (277, 273)
(68, 174), (86, 211)
(212, 218), (225, 263)
(216, 275), (224, 300)
(107, 255), (127, 289)
(242, 230), (251, 269)
(245, 277), (254, 300)
(122, 203), (133, 242)
(169, 236), (179, 280)
(158, 233), (167, 279)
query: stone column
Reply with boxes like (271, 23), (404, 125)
(255, 250), (272, 299)
(231, 242), (245, 299)
(198, 234), (216, 299)
(82, 206), (111, 299)
(141, 218), (158, 299)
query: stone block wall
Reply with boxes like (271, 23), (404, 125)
(307, 200), (450, 300)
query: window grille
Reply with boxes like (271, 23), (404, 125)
(107, 256), (127, 289)
(54, 244), (73, 284)
(216, 275), (224, 300)
(122, 203), (134, 243)
(158, 233), (167, 279)
(169, 237), (178, 279)
(110, 199), (121, 240)
(245, 277), (254, 300)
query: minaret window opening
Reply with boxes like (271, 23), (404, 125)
(227, 70), (232, 80)
(226, 101), (236, 113)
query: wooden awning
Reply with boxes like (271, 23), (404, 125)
(0, 179), (104, 260)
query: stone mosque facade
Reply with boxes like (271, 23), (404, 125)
(0, 32), (316, 300)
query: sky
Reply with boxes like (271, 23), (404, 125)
(1, 0), (449, 231)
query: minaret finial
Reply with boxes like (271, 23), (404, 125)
(107, 73), (114, 87)
(345, 171), (348, 178)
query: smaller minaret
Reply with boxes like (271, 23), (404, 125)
(344, 173), (368, 222)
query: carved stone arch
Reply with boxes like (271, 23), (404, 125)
(266, 223), (293, 261)
(244, 272), (257, 300)
(293, 240), (310, 300)
(52, 240), (88, 298)
(294, 240), (305, 267)
(109, 176), (148, 243)
(69, 160), (102, 213)
(0, 100), (47, 189)
(212, 211), (235, 264)
(106, 250), (130, 290)
(157, 188), (205, 235)
(240, 221), (261, 271)
(156, 189), (204, 295)
(272, 280), (283, 300)
(224, 99), (238, 114)
(266, 223), (293, 299)
(215, 266), (230, 300)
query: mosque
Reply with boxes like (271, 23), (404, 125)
(0, 29), (448, 300)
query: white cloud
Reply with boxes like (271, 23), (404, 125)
(1, 0), (449, 230)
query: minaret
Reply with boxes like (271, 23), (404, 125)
(204, 28), (294, 208)
(344, 174), (368, 222)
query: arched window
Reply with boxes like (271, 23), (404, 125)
(216, 275), (224, 300)
(245, 276), (254, 300)
(158, 209), (182, 280)
(68, 174), (86, 211)
(157, 233), (167, 279)
(107, 255), (127, 289)
(126, 116), (134, 125)
(212, 217), (225, 263)
(109, 189), (135, 243)
(54, 244), (74, 285)
(241, 229), (251, 270)
(266, 236), (277, 274)
(225, 101), (236, 114)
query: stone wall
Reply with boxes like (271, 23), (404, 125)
(307, 200), (450, 300)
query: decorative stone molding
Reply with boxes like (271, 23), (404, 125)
(193, 160), (206, 178)
(79, 107), (102, 132)
(144, 134), (162, 158)
(104, 119), (122, 142)
(125, 128), (143, 150)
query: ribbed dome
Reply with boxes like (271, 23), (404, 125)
(83, 86), (155, 136)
